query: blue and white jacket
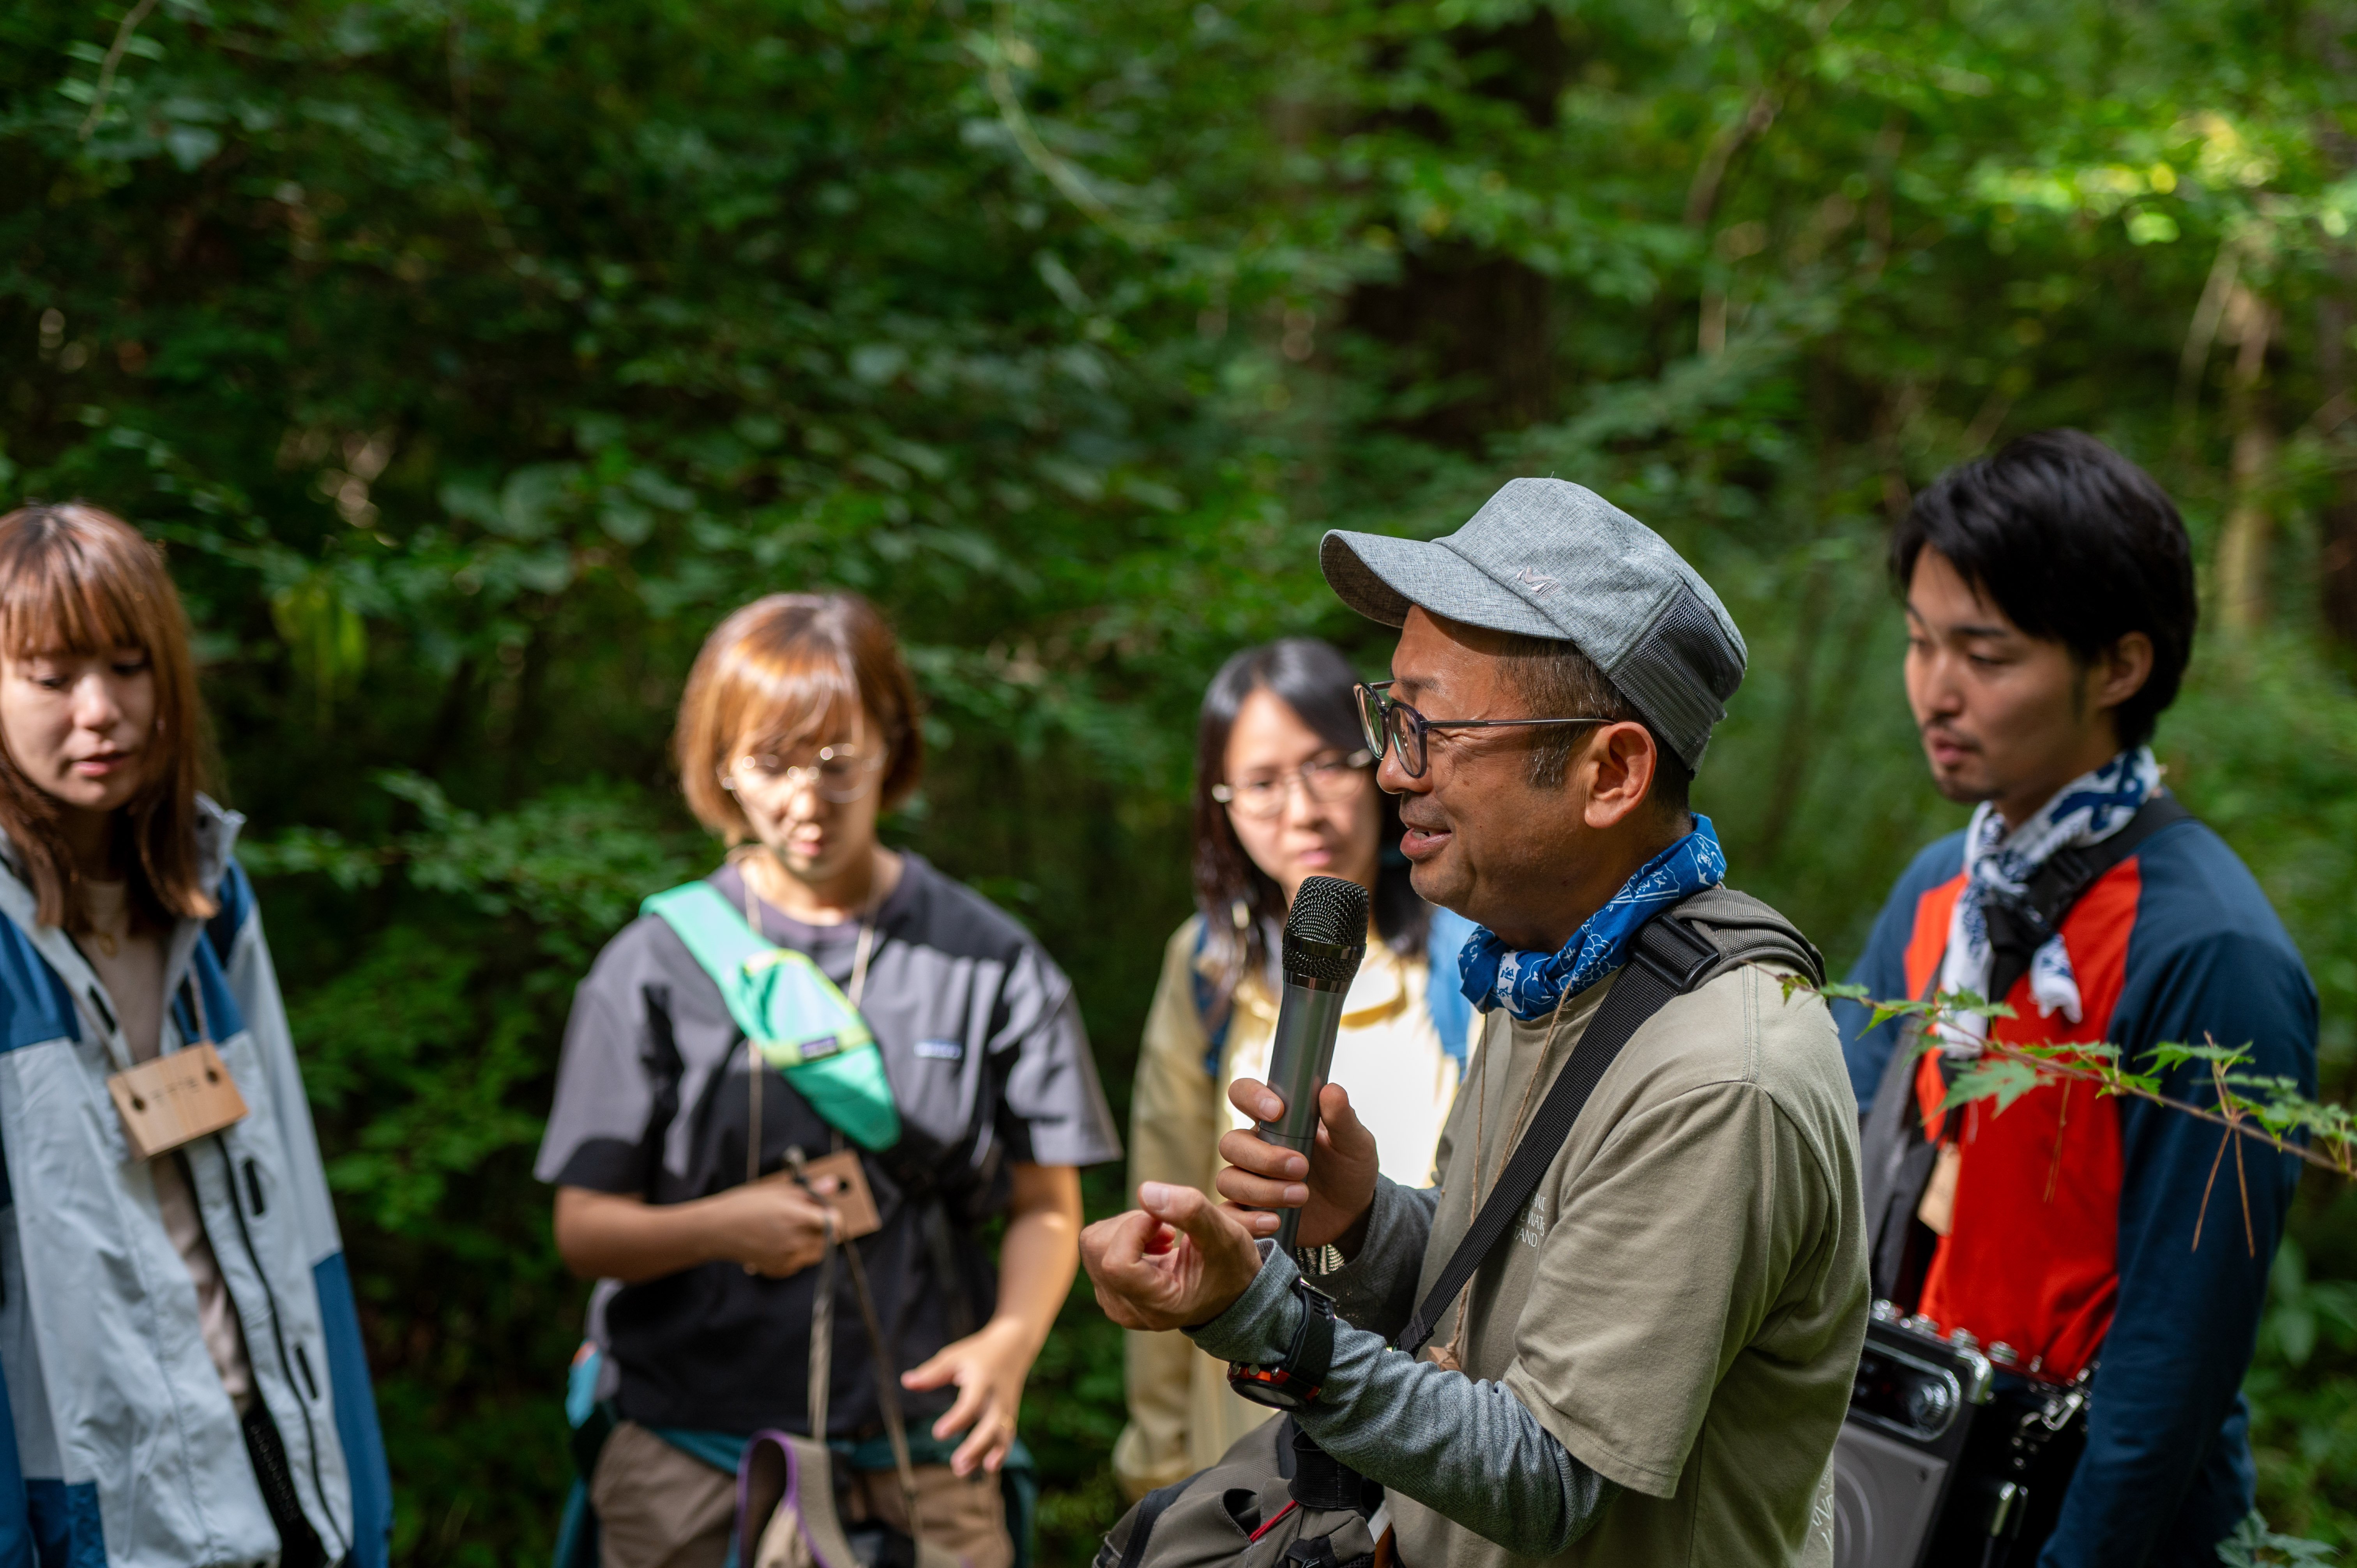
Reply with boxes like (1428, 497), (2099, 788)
(0, 798), (391, 1568)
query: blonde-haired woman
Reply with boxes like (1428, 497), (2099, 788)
(0, 503), (391, 1567)
(1113, 637), (1472, 1500)
(539, 592), (1119, 1568)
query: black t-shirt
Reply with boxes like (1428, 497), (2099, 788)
(535, 853), (1121, 1436)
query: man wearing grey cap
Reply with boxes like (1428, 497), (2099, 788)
(1083, 479), (1868, 1565)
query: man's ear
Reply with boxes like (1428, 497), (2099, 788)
(2092, 630), (2155, 715)
(1580, 721), (1659, 831)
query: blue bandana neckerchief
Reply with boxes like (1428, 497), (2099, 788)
(1457, 815), (1728, 1023)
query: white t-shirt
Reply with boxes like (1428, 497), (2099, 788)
(1220, 937), (1463, 1188)
(81, 879), (254, 1411)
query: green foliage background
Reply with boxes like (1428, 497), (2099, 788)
(6, 0), (2357, 1559)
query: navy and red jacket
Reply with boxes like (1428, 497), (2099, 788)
(1834, 808), (2316, 1568)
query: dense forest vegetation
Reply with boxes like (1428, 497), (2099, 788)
(6, 0), (2357, 1559)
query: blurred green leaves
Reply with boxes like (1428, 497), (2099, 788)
(269, 568), (367, 727)
(11, 0), (2357, 1557)
(2261, 1241), (2357, 1372)
(243, 771), (702, 964)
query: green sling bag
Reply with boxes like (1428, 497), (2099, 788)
(643, 881), (903, 1153)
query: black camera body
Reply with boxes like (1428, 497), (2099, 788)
(1833, 1304), (2090, 1568)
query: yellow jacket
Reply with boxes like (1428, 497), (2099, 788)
(1111, 914), (1465, 1500)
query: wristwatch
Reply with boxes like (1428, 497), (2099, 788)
(1227, 1277), (1337, 1411)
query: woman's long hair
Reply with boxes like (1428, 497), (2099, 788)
(1191, 638), (1426, 1026)
(0, 503), (215, 932)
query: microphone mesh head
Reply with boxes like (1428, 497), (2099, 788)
(1283, 876), (1370, 984)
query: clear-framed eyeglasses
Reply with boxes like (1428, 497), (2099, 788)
(1211, 750), (1375, 820)
(723, 743), (888, 803)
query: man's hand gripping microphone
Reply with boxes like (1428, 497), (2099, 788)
(1253, 875), (1369, 1252)
(1226, 873), (1366, 1412)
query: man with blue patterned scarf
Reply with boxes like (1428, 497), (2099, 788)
(1082, 478), (1868, 1568)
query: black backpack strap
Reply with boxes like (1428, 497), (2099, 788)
(1397, 912), (1724, 1354)
(1859, 1014), (1944, 1304)
(1111, 1479), (1189, 1568)
(1980, 794), (2191, 1007)
(1666, 885), (1826, 988)
(1855, 793), (2195, 1309)
(1285, 1420), (1378, 1513)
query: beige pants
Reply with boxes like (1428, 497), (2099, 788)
(591, 1420), (1013, 1568)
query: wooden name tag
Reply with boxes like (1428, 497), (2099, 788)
(107, 1043), (248, 1160)
(798, 1149), (882, 1241)
(1917, 1142), (1963, 1239)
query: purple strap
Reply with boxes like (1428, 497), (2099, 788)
(736, 1430), (837, 1568)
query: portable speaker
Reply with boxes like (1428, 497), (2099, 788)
(1834, 1305), (1994, 1568)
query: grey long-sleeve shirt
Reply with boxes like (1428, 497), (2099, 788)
(1185, 1180), (1618, 1557)
(1201, 958), (1869, 1568)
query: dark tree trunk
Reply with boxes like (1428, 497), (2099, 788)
(2320, 283), (2357, 644)
(1341, 9), (1571, 447)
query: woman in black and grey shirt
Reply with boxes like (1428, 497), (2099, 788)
(536, 592), (1120, 1568)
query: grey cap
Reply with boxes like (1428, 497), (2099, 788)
(1320, 478), (1747, 770)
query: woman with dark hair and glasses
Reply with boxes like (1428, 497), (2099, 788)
(1111, 637), (1475, 1501)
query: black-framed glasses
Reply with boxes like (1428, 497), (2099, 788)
(1354, 681), (1612, 779)
(1210, 750), (1375, 820)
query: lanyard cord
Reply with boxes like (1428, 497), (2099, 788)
(1440, 987), (1573, 1368)
(181, 973), (213, 1048)
(846, 910), (877, 1012)
(739, 851), (882, 1187)
(736, 849), (881, 1000)
(734, 854), (925, 1538)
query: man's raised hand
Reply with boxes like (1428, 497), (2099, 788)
(1215, 1078), (1382, 1253)
(1080, 1182), (1265, 1333)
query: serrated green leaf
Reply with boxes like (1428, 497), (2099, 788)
(1942, 1057), (2045, 1115)
(1936, 988), (2017, 1021)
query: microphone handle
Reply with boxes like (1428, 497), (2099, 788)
(1256, 976), (1351, 1255)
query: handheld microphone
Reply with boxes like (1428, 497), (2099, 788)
(1255, 874), (1370, 1254)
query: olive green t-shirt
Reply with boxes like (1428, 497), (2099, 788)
(1389, 961), (1868, 1568)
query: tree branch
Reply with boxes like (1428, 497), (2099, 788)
(1685, 92), (1778, 230)
(2177, 241), (2241, 417)
(1976, 1043), (2348, 1178)
(983, 2), (1154, 246)
(79, 0), (162, 142)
